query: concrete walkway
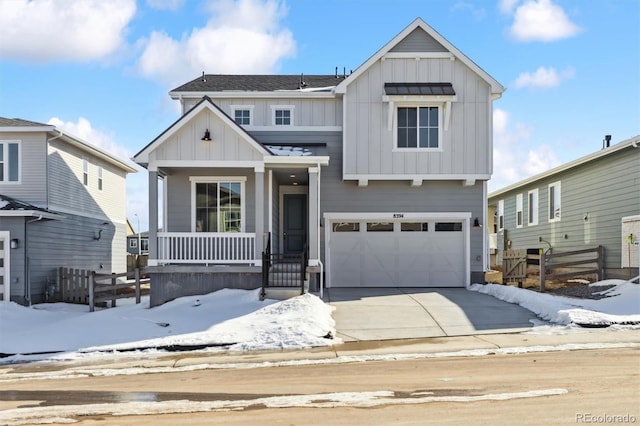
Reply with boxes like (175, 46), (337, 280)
(324, 287), (539, 342)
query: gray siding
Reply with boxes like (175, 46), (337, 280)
(1, 217), (25, 300)
(491, 147), (640, 270)
(343, 56), (492, 177)
(390, 28), (448, 53)
(0, 131), (48, 206)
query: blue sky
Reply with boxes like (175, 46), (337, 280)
(1, 0), (638, 231)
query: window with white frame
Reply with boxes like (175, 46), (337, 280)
(528, 189), (539, 226)
(516, 193), (523, 228)
(129, 239), (138, 249)
(191, 177), (245, 232)
(548, 181), (561, 221)
(272, 106), (294, 126)
(140, 238), (149, 252)
(98, 165), (103, 191)
(232, 106), (253, 126)
(0, 140), (20, 183)
(396, 106), (440, 149)
(83, 159), (89, 186)
(498, 199), (504, 230)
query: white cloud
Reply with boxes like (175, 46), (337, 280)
(451, 2), (486, 21)
(499, 0), (519, 14)
(146, 0), (185, 10)
(0, 0), (136, 63)
(507, 0), (581, 42)
(513, 66), (575, 89)
(525, 145), (561, 176)
(136, 0), (296, 86)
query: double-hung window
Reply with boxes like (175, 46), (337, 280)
(83, 159), (89, 186)
(98, 165), (103, 191)
(0, 141), (20, 183)
(548, 181), (561, 222)
(528, 189), (539, 226)
(191, 177), (245, 232)
(516, 193), (523, 228)
(396, 106), (440, 149)
(498, 199), (505, 230)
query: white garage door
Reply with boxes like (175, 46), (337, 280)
(328, 219), (466, 287)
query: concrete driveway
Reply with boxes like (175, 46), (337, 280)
(324, 287), (538, 342)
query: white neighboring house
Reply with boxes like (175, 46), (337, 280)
(0, 117), (137, 305)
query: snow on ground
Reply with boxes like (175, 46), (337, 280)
(0, 279), (638, 364)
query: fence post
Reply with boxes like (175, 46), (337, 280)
(134, 268), (141, 304)
(111, 273), (117, 308)
(89, 271), (95, 312)
(539, 251), (546, 292)
(597, 245), (604, 281)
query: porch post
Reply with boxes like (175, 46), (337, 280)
(148, 170), (159, 266)
(308, 166), (319, 264)
(254, 166), (264, 265)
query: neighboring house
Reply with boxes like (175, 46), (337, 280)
(0, 117), (137, 305)
(488, 135), (640, 279)
(134, 18), (505, 305)
(127, 231), (149, 255)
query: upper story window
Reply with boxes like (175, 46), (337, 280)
(516, 193), (523, 228)
(498, 199), (505, 230)
(396, 106), (440, 149)
(528, 189), (539, 226)
(272, 106), (294, 126)
(98, 165), (103, 191)
(548, 181), (561, 222)
(191, 177), (246, 232)
(83, 159), (89, 186)
(232, 105), (253, 126)
(0, 140), (20, 183)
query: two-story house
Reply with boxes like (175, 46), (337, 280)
(0, 117), (137, 305)
(134, 18), (505, 306)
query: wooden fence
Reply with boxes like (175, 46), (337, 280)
(539, 246), (603, 292)
(58, 267), (148, 311)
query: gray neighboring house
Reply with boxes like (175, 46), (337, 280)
(127, 231), (149, 255)
(488, 135), (640, 279)
(0, 117), (137, 305)
(134, 18), (505, 305)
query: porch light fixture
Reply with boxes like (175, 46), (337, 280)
(10, 238), (18, 249)
(201, 129), (212, 142)
(473, 217), (481, 227)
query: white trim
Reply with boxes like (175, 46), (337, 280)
(268, 170), (273, 238)
(382, 52), (455, 60)
(271, 105), (295, 127)
(516, 193), (523, 228)
(243, 125), (342, 132)
(343, 173), (490, 181)
(230, 105), (254, 126)
(190, 177), (246, 232)
(0, 209), (62, 220)
(152, 160), (264, 169)
(527, 188), (539, 226)
(264, 156), (329, 166)
(548, 181), (562, 223)
(0, 231), (10, 302)
(0, 140), (22, 184)
(498, 199), (504, 231)
(391, 104), (444, 151)
(482, 180), (488, 272)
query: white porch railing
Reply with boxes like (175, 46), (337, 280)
(157, 232), (256, 264)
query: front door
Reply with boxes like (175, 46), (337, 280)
(283, 194), (307, 255)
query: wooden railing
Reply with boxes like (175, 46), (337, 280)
(539, 245), (603, 292)
(157, 232), (256, 264)
(89, 269), (149, 312)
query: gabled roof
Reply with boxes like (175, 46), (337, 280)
(0, 194), (62, 219)
(489, 135), (640, 198)
(0, 116), (137, 173)
(335, 17), (505, 96)
(171, 74), (347, 93)
(133, 96), (273, 165)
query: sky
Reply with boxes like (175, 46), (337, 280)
(0, 280), (639, 422)
(1, 0), (638, 232)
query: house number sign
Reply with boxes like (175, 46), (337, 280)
(393, 213), (404, 218)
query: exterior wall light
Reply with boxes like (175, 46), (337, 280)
(10, 238), (18, 249)
(201, 129), (212, 141)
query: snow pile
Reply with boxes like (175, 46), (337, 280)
(468, 279), (640, 326)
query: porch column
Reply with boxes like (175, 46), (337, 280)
(254, 166), (264, 265)
(308, 166), (319, 264)
(148, 170), (159, 266)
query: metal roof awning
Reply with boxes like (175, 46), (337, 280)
(384, 82), (455, 96)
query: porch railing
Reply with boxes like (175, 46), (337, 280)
(157, 232), (256, 264)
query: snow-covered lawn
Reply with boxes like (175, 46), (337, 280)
(0, 279), (638, 364)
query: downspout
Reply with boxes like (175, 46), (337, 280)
(316, 161), (323, 299)
(24, 214), (44, 306)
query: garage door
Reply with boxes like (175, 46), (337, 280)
(328, 219), (466, 287)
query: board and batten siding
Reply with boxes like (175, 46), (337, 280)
(47, 139), (128, 222)
(152, 109), (265, 163)
(493, 147), (640, 270)
(390, 27), (449, 53)
(343, 56), (491, 177)
(0, 131), (48, 206)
